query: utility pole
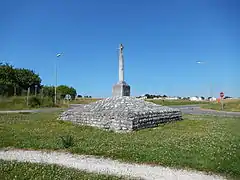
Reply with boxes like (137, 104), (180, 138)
(54, 59), (57, 105)
(55, 53), (63, 105)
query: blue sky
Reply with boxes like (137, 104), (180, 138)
(1, 0), (239, 97)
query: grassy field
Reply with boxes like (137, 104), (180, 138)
(0, 96), (99, 110)
(0, 96), (68, 110)
(71, 98), (102, 104)
(0, 160), (127, 180)
(146, 99), (209, 106)
(0, 112), (239, 178)
(72, 98), (210, 106)
(201, 99), (240, 112)
(1, 96), (239, 113)
(0, 96), (32, 110)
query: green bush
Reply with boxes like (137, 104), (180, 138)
(29, 97), (41, 107)
(60, 134), (74, 148)
(41, 96), (54, 107)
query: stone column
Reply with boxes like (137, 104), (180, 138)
(119, 44), (124, 82)
(112, 43), (131, 97)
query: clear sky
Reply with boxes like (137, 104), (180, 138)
(1, 0), (239, 98)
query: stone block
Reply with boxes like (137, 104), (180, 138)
(112, 81), (130, 97)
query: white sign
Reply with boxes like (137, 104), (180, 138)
(65, 94), (71, 100)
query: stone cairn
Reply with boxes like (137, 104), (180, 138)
(60, 96), (182, 132)
(59, 44), (182, 132)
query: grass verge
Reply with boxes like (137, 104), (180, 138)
(71, 98), (210, 106)
(71, 98), (102, 104)
(201, 99), (240, 112)
(146, 99), (209, 106)
(0, 160), (127, 180)
(0, 96), (67, 110)
(0, 112), (239, 178)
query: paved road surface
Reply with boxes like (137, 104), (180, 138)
(170, 105), (240, 117)
(0, 104), (239, 117)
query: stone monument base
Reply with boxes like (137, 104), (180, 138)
(59, 96), (182, 132)
(112, 81), (130, 97)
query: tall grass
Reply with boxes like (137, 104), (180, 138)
(0, 96), (61, 110)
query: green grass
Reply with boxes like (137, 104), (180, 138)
(0, 96), (67, 110)
(0, 96), (100, 110)
(0, 97), (217, 110)
(0, 112), (240, 178)
(146, 99), (209, 106)
(67, 98), (209, 106)
(71, 98), (102, 104)
(0, 160), (128, 180)
(201, 99), (240, 112)
(0, 96), (30, 110)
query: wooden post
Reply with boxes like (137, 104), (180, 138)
(40, 88), (44, 104)
(221, 97), (224, 110)
(35, 85), (37, 96)
(14, 86), (17, 96)
(26, 87), (30, 106)
(41, 88), (44, 98)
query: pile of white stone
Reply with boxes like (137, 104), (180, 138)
(59, 96), (182, 132)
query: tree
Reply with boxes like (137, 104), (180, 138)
(0, 63), (17, 96)
(0, 63), (78, 101)
(0, 63), (42, 96)
(42, 86), (55, 97)
(15, 68), (41, 91)
(57, 85), (77, 100)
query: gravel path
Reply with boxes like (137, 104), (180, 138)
(0, 149), (225, 180)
